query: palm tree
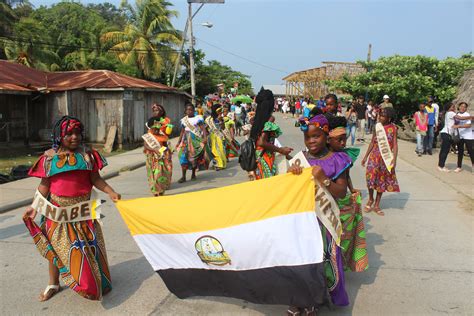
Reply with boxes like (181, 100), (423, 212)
(101, 0), (181, 79)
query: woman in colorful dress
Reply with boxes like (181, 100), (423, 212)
(205, 104), (227, 170)
(144, 103), (173, 196)
(327, 115), (369, 273)
(361, 107), (400, 215)
(23, 116), (121, 301)
(176, 104), (209, 183)
(222, 106), (240, 159)
(288, 114), (352, 315)
(250, 89), (293, 180)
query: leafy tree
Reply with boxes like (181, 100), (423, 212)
(101, 0), (181, 79)
(327, 54), (474, 116)
(177, 49), (253, 97)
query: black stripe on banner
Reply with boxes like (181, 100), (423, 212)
(157, 263), (329, 307)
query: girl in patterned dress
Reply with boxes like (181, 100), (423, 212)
(176, 104), (209, 183)
(144, 103), (173, 196)
(23, 116), (121, 301)
(361, 107), (400, 216)
(250, 89), (292, 180)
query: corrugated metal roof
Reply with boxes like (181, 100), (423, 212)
(0, 60), (185, 95)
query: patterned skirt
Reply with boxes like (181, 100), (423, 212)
(226, 139), (240, 159)
(209, 132), (227, 169)
(23, 193), (111, 300)
(145, 151), (172, 195)
(338, 192), (369, 272)
(255, 150), (276, 180)
(178, 132), (209, 171)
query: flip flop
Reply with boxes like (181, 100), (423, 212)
(364, 201), (374, 212)
(39, 285), (60, 302)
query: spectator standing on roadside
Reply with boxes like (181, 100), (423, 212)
(428, 97), (440, 148)
(413, 103), (428, 156)
(355, 96), (367, 142)
(366, 100), (376, 133)
(295, 99), (301, 115)
(453, 102), (474, 173)
(423, 101), (437, 155)
(317, 96), (326, 110)
(380, 95), (393, 109)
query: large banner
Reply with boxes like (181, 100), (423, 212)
(116, 169), (328, 307)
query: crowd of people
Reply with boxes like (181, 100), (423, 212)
(21, 85), (471, 315)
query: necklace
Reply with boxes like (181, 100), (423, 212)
(307, 147), (330, 159)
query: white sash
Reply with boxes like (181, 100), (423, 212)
(183, 116), (202, 138)
(205, 117), (225, 139)
(31, 190), (104, 223)
(289, 152), (342, 245)
(375, 123), (394, 172)
(142, 133), (162, 150)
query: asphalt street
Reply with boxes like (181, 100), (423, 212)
(0, 114), (472, 315)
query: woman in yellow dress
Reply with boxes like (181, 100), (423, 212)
(205, 104), (227, 170)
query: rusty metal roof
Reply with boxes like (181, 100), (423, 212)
(0, 60), (184, 94)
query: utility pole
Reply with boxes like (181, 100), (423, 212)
(365, 43), (372, 102)
(188, 3), (196, 105)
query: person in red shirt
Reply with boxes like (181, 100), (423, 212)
(295, 99), (301, 115)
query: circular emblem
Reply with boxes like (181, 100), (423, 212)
(195, 235), (231, 266)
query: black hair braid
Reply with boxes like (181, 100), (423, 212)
(51, 115), (84, 150)
(250, 88), (274, 140)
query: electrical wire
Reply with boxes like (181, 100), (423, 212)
(196, 37), (288, 74)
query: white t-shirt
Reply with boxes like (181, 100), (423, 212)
(432, 103), (440, 126)
(302, 101), (308, 109)
(457, 112), (473, 140)
(441, 111), (455, 134)
(234, 106), (242, 115)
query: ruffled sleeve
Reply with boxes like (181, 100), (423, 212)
(343, 147), (361, 164)
(28, 155), (48, 178)
(89, 149), (108, 172)
(263, 121), (282, 138)
(330, 152), (352, 180)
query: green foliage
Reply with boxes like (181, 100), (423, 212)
(178, 49), (253, 97)
(327, 54), (474, 116)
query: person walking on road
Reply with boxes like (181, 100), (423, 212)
(251, 89), (292, 180)
(206, 104), (227, 171)
(423, 101), (438, 155)
(23, 116), (121, 301)
(176, 104), (209, 183)
(355, 96), (367, 142)
(361, 107), (400, 216)
(438, 103), (457, 171)
(144, 104), (173, 196)
(413, 103), (428, 157)
(452, 102), (474, 172)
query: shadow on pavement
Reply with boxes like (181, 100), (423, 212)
(101, 256), (154, 310)
(382, 192), (410, 210)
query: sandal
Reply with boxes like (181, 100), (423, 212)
(178, 177), (186, 183)
(364, 200), (374, 212)
(373, 207), (385, 216)
(191, 174), (197, 181)
(287, 306), (302, 316)
(39, 284), (60, 302)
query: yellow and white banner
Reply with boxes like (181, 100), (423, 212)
(116, 169), (328, 306)
(31, 190), (103, 223)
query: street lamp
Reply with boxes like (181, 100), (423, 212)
(170, 0), (224, 104)
(201, 22), (213, 28)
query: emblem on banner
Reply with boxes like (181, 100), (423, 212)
(195, 236), (231, 266)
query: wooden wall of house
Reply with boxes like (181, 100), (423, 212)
(0, 93), (28, 141)
(85, 91), (123, 144)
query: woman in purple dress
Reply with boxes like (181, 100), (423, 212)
(288, 114), (352, 315)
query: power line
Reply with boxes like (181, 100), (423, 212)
(0, 36), (180, 54)
(196, 37), (289, 74)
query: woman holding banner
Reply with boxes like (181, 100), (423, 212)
(23, 116), (121, 301)
(144, 103), (173, 196)
(288, 114), (353, 314)
(361, 107), (400, 215)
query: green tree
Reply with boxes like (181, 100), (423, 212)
(101, 0), (181, 79)
(327, 54), (474, 116)
(177, 49), (253, 97)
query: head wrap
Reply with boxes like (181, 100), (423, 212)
(329, 126), (346, 138)
(299, 114), (329, 133)
(60, 119), (82, 137)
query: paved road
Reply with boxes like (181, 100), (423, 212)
(1, 114), (472, 315)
